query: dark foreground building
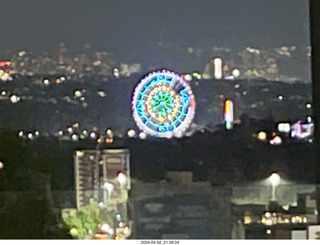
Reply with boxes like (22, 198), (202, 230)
(131, 171), (232, 239)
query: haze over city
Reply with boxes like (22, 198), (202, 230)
(0, 0), (319, 240)
(0, 0), (310, 67)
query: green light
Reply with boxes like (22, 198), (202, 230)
(151, 92), (173, 116)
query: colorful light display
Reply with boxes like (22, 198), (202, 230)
(291, 121), (314, 139)
(132, 69), (195, 138)
(223, 99), (234, 130)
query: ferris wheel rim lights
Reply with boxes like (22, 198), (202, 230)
(132, 69), (196, 138)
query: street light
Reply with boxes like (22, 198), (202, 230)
(117, 172), (127, 187)
(269, 173), (280, 201)
(103, 182), (115, 203)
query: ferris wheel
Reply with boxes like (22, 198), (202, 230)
(132, 69), (196, 138)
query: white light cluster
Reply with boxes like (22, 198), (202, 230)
(257, 131), (267, 141)
(277, 123), (291, 133)
(10, 95), (20, 104)
(139, 132), (147, 140)
(269, 135), (282, 145)
(113, 68), (120, 78)
(127, 129), (136, 138)
(43, 78), (50, 85)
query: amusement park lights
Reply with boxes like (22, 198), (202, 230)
(223, 99), (234, 130)
(132, 69), (195, 138)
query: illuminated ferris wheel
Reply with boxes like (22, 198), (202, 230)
(132, 69), (196, 138)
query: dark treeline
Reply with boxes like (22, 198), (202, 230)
(0, 115), (315, 191)
(0, 114), (315, 238)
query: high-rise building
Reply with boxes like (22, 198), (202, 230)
(74, 148), (131, 218)
(74, 150), (100, 209)
(213, 57), (223, 80)
(100, 149), (131, 222)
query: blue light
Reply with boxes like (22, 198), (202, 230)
(132, 69), (195, 138)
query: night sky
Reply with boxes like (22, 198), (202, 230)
(0, 0), (310, 62)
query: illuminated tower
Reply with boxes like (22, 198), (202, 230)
(74, 150), (100, 209)
(223, 99), (234, 130)
(213, 57), (223, 80)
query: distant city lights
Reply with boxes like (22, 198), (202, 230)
(307, 116), (312, 123)
(269, 135), (282, 145)
(277, 95), (284, 100)
(113, 68), (120, 78)
(90, 132), (97, 139)
(106, 129), (113, 143)
(74, 90), (82, 98)
(43, 78), (50, 85)
(27, 133), (34, 140)
(192, 72), (202, 79)
(277, 122), (291, 133)
(139, 132), (147, 140)
(213, 57), (223, 80)
(184, 74), (192, 82)
(291, 121), (314, 139)
(0, 69), (12, 81)
(18, 51), (26, 57)
(18, 131), (24, 138)
(127, 129), (136, 138)
(257, 131), (267, 141)
(71, 134), (79, 141)
(97, 137), (103, 143)
(97, 90), (106, 98)
(10, 95), (20, 104)
(232, 69), (240, 78)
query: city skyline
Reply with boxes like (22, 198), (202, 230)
(0, 0), (319, 240)
(0, 0), (310, 62)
